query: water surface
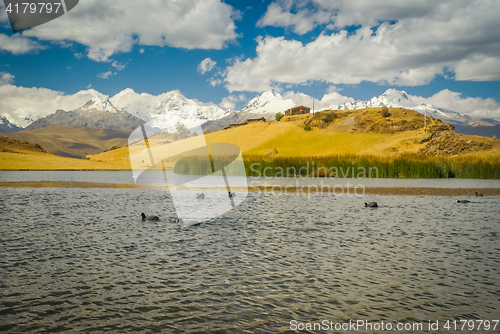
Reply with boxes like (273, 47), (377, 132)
(1, 171), (499, 189)
(1, 188), (499, 332)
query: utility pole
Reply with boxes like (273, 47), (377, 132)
(312, 91), (315, 114)
(424, 104), (427, 132)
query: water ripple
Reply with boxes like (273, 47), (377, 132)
(0, 188), (499, 332)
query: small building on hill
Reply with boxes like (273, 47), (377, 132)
(284, 106), (311, 116)
(224, 117), (266, 130)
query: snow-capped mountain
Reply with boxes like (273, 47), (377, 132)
(240, 90), (294, 115)
(2, 112), (37, 129)
(25, 97), (144, 131)
(324, 88), (491, 128)
(0, 116), (21, 132)
(78, 96), (121, 113)
(110, 88), (230, 132)
(3, 87), (497, 137)
(202, 90), (296, 132)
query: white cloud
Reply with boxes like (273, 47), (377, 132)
(97, 71), (113, 79)
(218, 93), (246, 110)
(258, 0), (445, 33)
(411, 90), (500, 119)
(219, 97), (236, 110)
(454, 55), (500, 82)
(0, 33), (45, 54)
(0, 84), (106, 127)
(22, 0), (238, 61)
(257, 2), (334, 35)
(283, 90), (355, 110)
(210, 77), (222, 87)
(198, 58), (217, 74)
(0, 72), (15, 85)
(111, 61), (126, 71)
(326, 85), (342, 93)
(226, 1), (500, 91)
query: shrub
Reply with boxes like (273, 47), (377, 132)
(381, 107), (390, 118)
(304, 124), (312, 131)
(275, 112), (284, 121)
(173, 122), (191, 140)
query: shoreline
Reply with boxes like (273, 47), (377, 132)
(0, 181), (498, 196)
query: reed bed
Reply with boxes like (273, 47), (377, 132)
(173, 154), (500, 179)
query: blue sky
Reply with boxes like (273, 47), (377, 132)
(1, 0), (500, 118)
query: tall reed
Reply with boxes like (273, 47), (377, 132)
(174, 154), (500, 179)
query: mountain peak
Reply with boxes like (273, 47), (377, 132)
(0, 115), (21, 132)
(78, 96), (120, 113)
(322, 88), (481, 128)
(381, 88), (411, 103)
(240, 90), (294, 114)
(261, 89), (282, 99)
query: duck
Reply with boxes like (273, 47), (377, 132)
(456, 200), (470, 203)
(196, 193), (205, 199)
(140, 212), (160, 221)
(364, 202), (378, 207)
(176, 218), (200, 227)
(475, 192), (483, 197)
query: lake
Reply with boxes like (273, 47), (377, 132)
(0, 172), (499, 333)
(1, 170), (500, 188)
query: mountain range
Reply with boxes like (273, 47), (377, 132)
(1, 88), (498, 138)
(25, 97), (144, 131)
(321, 89), (499, 138)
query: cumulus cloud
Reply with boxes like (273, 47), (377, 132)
(259, 0), (440, 32)
(198, 58), (217, 74)
(0, 72), (15, 85)
(257, 2), (333, 35)
(0, 33), (45, 54)
(411, 90), (500, 120)
(22, 0), (238, 61)
(454, 55), (500, 82)
(0, 84), (107, 127)
(219, 94), (246, 110)
(225, 1), (500, 91)
(111, 61), (126, 71)
(283, 90), (354, 110)
(97, 71), (113, 79)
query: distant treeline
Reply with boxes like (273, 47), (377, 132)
(173, 155), (500, 179)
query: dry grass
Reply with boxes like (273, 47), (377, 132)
(0, 152), (130, 170)
(3, 107), (499, 171)
(1, 125), (131, 158)
(203, 107), (500, 159)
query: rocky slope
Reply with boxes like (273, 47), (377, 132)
(0, 116), (21, 132)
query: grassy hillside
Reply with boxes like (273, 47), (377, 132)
(173, 108), (500, 178)
(88, 107), (500, 161)
(201, 108), (500, 158)
(0, 136), (130, 170)
(4, 107), (499, 174)
(1, 125), (132, 158)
